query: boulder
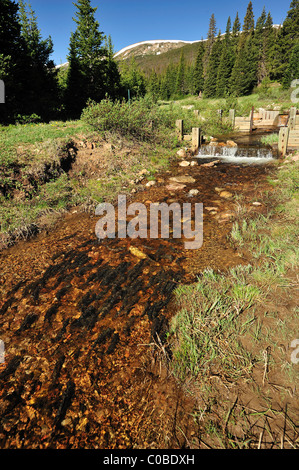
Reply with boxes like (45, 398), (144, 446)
(226, 140), (238, 147)
(177, 149), (187, 158)
(179, 161), (190, 167)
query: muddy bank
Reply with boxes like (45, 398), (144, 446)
(0, 157), (275, 449)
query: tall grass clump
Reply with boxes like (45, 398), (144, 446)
(170, 266), (259, 382)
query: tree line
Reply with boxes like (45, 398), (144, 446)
(0, 0), (123, 122)
(146, 0), (299, 100)
(0, 0), (298, 124)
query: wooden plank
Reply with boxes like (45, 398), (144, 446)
(250, 106), (254, 134)
(278, 127), (290, 156)
(289, 107), (297, 130)
(176, 120), (183, 141)
(192, 127), (201, 150)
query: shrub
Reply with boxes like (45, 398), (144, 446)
(15, 114), (42, 125)
(81, 96), (159, 141)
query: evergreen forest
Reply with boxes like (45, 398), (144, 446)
(0, 0), (298, 124)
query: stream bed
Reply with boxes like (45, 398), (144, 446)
(0, 133), (279, 449)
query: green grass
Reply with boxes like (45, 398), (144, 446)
(168, 158), (299, 447)
(170, 265), (260, 382)
(161, 84), (294, 127)
(0, 101), (180, 247)
(0, 120), (89, 150)
(260, 133), (279, 146)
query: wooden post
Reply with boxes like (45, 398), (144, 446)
(289, 107), (297, 130)
(192, 127), (201, 151)
(250, 106), (254, 134)
(194, 109), (200, 117)
(278, 127), (290, 156)
(176, 120), (183, 141)
(229, 109), (235, 129)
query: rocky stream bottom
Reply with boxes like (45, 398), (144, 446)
(0, 154), (275, 449)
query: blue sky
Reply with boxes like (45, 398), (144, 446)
(24, 0), (290, 65)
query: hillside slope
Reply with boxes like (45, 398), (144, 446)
(115, 39), (206, 75)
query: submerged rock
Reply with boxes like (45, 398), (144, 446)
(129, 246), (147, 260)
(200, 160), (220, 168)
(219, 190), (233, 199)
(188, 189), (199, 196)
(145, 181), (156, 188)
(169, 175), (196, 184)
(166, 183), (187, 191)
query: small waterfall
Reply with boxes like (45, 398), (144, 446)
(197, 144), (275, 164)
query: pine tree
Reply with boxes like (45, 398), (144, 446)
(148, 71), (160, 101)
(280, 0), (299, 86)
(120, 58), (146, 99)
(18, 0), (57, 118)
(216, 18), (234, 97)
(18, 0), (54, 66)
(203, 14), (217, 77)
(176, 51), (186, 96)
(204, 31), (223, 97)
(264, 12), (275, 79)
(185, 64), (196, 95)
(255, 6), (268, 84)
(193, 42), (205, 95)
(161, 64), (177, 99)
(267, 25), (283, 82)
(243, 1), (255, 34)
(65, 0), (106, 117)
(104, 35), (121, 100)
(232, 12), (241, 37)
(230, 2), (258, 96)
(0, 0), (26, 121)
(284, 42), (299, 87)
